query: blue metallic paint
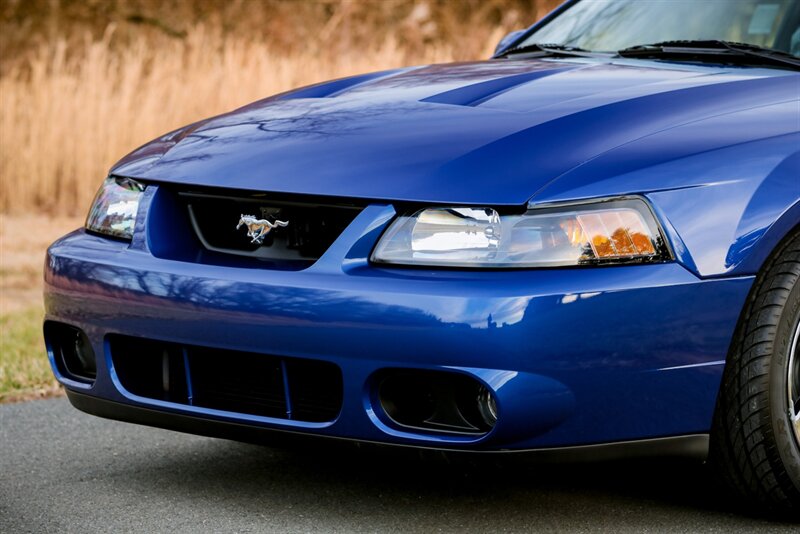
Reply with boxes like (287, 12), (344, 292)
(111, 57), (800, 276)
(112, 60), (795, 208)
(46, 31), (799, 450)
(46, 189), (753, 448)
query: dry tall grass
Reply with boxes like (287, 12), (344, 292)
(0, 1), (558, 216)
(0, 26), (460, 214)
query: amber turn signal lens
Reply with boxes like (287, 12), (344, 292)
(561, 208), (658, 259)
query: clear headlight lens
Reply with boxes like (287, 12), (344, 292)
(85, 176), (145, 240)
(371, 198), (669, 268)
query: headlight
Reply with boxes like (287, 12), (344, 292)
(371, 198), (670, 268)
(85, 176), (145, 240)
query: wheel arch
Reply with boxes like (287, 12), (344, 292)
(729, 199), (800, 277)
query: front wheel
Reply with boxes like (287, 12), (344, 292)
(711, 229), (800, 516)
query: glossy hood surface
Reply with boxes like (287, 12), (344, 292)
(113, 57), (799, 205)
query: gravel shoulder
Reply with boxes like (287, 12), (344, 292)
(1, 397), (796, 533)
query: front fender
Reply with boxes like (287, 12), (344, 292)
(646, 137), (800, 277)
(531, 99), (800, 278)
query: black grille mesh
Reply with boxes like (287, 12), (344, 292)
(181, 191), (361, 265)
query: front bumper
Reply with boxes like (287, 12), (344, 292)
(45, 198), (753, 451)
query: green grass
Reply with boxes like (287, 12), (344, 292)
(0, 307), (59, 402)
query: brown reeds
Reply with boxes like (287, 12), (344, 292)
(0, 1), (558, 215)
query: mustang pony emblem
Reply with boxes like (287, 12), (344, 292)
(236, 214), (289, 244)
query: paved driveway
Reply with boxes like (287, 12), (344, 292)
(1, 398), (796, 532)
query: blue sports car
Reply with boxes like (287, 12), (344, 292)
(45, 0), (800, 514)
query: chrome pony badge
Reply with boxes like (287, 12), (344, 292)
(236, 214), (289, 244)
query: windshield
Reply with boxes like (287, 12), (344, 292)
(519, 0), (800, 56)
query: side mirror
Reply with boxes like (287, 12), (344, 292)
(494, 29), (527, 56)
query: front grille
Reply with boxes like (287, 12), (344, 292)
(109, 336), (343, 423)
(180, 190), (362, 267)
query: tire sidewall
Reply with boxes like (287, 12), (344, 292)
(769, 274), (800, 492)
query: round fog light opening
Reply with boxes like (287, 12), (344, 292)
(477, 387), (498, 427)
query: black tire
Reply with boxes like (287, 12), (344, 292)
(711, 228), (800, 516)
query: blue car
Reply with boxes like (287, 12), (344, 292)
(45, 0), (800, 514)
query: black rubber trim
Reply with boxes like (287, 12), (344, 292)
(66, 389), (709, 462)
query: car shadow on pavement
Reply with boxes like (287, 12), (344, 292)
(109, 434), (797, 528)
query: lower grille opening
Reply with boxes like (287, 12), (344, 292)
(189, 346), (287, 418)
(109, 336), (343, 423)
(376, 369), (496, 436)
(109, 338), (189, 403)
(285, 359), (344, 422)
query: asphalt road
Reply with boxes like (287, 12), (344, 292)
(1, 398), (797, 533)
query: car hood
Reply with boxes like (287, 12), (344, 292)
(113, 57), (798, 205)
